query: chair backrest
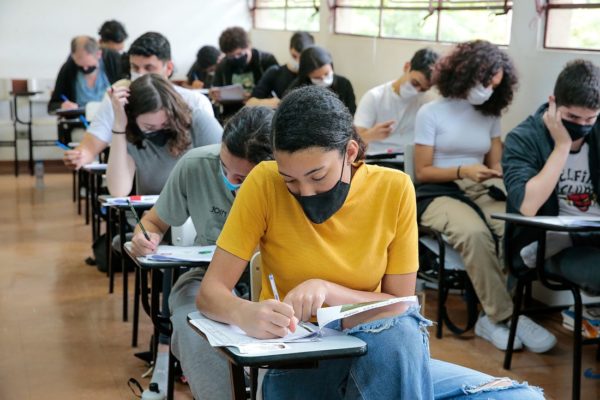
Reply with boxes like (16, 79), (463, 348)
(403, 143), (419, 184)
(170, 217), (197, 246)
(249, 252), (262, 302)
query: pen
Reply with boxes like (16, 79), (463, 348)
(268, 273), (280, 301)
(60, 94), (69, 102)
(54, 140), (72, 150)
(79, 115), (90, 129)
(127, 200), (151, 241)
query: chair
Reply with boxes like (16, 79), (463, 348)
(404, 143), (479, 338)
(502, 222), (600, 400)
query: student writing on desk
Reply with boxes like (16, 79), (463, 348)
(197, 86), (543, 399)
(129, 107), (274, 400)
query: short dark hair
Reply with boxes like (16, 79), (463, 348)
(272, 86), (366, 159)
(409, 48), (439, 81)
(196, 45), (222, 70)
(433, 40), (518, 117)
(288, 46), (333, 88)
(128, 32), (171, 61)
(70, 36), (98, 55)
(219, 27), (249, 54)
(98, 20), (128, 44)
(289, 31), (315, 53)
(222, 106), (274, 164)
(554, 59), (600, 110)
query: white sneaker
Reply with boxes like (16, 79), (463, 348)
(475, 314), (523, 351)
(509, 315), (557, 353)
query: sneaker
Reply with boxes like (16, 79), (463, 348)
(509, 315), (557, 353)
(475, 314), (523, 351)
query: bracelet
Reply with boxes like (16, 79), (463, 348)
(457, 165), (462, 179)
(112, 129), (126, 134)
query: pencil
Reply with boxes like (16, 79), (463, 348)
(127, 200), (150, 241)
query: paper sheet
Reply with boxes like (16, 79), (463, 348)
(146, 245), (216, 262)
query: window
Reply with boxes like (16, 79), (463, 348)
(544, 1), (600, 51)
(333, 1), (513, 45)
(251, 0), (320, 31)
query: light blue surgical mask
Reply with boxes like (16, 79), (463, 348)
(220, 163), (241, 191)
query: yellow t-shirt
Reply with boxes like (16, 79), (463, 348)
(216, 160), (419, 301)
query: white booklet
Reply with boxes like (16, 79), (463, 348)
(217, 84), (245, 101)
(104, 195), (159, 206)
(145, 245), (216, 262)
(189, 295), (417, 352)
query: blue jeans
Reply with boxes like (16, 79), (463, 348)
(262, 307), (544, 400)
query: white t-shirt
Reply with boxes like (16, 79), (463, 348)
(88, 85), (214, 144)
(414, 98), (501, 168)
(558, 142), (600, 217)
(354, 81), (430, 155)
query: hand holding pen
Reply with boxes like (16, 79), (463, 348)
(128, 200), (161, 256)
(59, 94), (79, 111)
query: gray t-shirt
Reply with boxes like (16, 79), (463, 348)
(127, 109), (223, 195)
(155, 144), (235, 289)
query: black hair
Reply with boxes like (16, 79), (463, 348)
(289, 31), (315, 53)
(219, 27), (249, 54)
(409, 48), (439, 81)
(288, 46), (333, 88)
(98, 20), (128, 44)
(222, 106), (274, 164)
(272, 86), (366, 159)
(70, 36), (98, 55)
(128, 32), (171, 61)
(554, 59), (600, 110)
(196, 45), (222, 70)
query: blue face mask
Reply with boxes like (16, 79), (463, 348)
(220, 163), (241, 191)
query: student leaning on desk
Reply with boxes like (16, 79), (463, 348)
(129, 106), (274, 400)
(196, 86), (544, 400)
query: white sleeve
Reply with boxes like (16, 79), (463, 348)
(87, 96), (114, 144)
(353, 90), (376, 129)
(196, 93), (214, 117)
(177, 87), (214, 117)
(490, 117), (501, 138)
(413, 104), (437, 146)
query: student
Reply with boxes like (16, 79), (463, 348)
(211, 26), (278, 117)
(106, 74), (222, 196)
(414, 40), (556, 353)
(354, 48), (438, 155)
(185, 45), (223, 89)
(98, 19), (128, 53)
(62, 32), (214, 170)
(246, 31), (314, 108)
(287, 46), (356, 114)
(196, 86), (544, 400)
(129, 107), (274, 399)
(48, 36), (123, 113)
(503, 59), (600, 295)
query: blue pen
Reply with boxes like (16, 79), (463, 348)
(79, 115), (90, 129)
(60, 94), (69, 102)
(55, 140), (72, 150)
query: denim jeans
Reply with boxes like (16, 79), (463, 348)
(262, 307), (544, 400)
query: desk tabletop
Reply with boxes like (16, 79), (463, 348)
(187, 311), (367, 367)
(492, 212), (600, 232)
(123, 242), (210, 270)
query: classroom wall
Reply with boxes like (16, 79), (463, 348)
(250, 1), (600, 134)
(0, 0), (250, 161)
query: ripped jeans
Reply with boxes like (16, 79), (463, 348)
(262, 307), (544, 400)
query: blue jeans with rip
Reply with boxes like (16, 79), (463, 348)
(262, 307), (545, 400)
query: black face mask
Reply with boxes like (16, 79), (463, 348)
(228, 53), (248, 72)
(143, 129), (169, 146)
(292, 154), (351, 224)
(562, 119), (594, 141)
(78, 65), (97, 75)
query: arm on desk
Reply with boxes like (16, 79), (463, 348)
(131, 208), (169, 256)
(62, 133), (109, 170)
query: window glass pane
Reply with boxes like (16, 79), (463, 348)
(286, 8), (320, 31)
(438, 9), (512, 45)
(381, 9), (437, 41)
(335, 7), (380, 36)
(545, 8), (600, 50)
(255, 0), (285, 7)
(254, 9), (286, 30)
(337, 0), (381, 6)
(548, 0), (600, 5)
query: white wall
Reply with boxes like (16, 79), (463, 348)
(0, 0), (250, 161)
(250, 1), (600, 134)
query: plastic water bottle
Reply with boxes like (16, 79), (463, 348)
(141, 351), (167, 400)
(141, 382), (165, 400)
(34, 160), (45, 189)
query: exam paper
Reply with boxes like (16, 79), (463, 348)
(146, 245), (216, 262)
(104, 195), (159, 206)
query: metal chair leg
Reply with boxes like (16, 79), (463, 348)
(504, 278), (525, 370)
(571, 287), (583, 400)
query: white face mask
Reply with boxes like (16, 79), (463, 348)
(467, 83), (494, 105)
(399, 81), (419, 100)
(130, 71), (143, 81)
(311, 71), (334, 88)
(289, 59), (299, 73)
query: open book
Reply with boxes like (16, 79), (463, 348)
(189, 295), (417, 353)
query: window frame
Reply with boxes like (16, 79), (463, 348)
(543, 0), (600, 52)
(331, 0), (512, 44)
(249, 0), (321, 32)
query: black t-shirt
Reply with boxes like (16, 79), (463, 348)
(251, 64), (297, 99)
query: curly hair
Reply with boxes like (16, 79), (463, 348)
(125, 74), (192, 157)
(433, 40), (518, 117)
(219, 27), (249, 54)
